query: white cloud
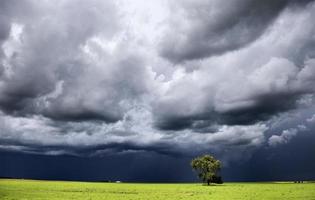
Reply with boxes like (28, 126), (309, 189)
(307, 114), (315, 123)
(268, 128), (298, 146)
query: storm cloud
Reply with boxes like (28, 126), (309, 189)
(159, 0), (315, 62)
(0, 0), (315, 166)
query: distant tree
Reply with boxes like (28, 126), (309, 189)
(191, 154), (222, 185)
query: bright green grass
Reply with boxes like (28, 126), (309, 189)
(0, 179), (315, 200)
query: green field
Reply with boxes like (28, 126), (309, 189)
(0, 179), (315, 200)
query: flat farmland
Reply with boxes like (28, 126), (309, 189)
(0, 179), (314, 200)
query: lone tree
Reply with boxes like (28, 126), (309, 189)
(191, 154), (222, 185)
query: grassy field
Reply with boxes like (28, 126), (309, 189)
(0, 179), (315, 200)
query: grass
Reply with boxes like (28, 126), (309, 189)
(0, 179), (315, 200)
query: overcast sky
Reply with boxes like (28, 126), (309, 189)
(1, 0), (315, 181)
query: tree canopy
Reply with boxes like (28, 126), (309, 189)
(191, 154), (222, 185)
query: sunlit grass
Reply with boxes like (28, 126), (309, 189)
(0, 179), (314, 200)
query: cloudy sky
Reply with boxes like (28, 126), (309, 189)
(1, 0), (315, 181)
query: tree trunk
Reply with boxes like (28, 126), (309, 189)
(207, 180), (210, 185)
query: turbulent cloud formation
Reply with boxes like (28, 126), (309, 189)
(1, 0), (315, 163)
(159, 0), (315, 62)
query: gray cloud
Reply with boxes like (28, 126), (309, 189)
(154, 56), (315, 131)
(0, 110), (267, 163)
(0, 0), (315, 163)
(0, 0), (144, 122)
(160, 0), (315, 63)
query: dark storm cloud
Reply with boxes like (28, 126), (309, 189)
(160, 0), (315, 63)
(0, 0), (150, 123)
(1, 125), (315, 182)
(0, 151), (197, 182)
(0, 0), (315, 169)
(154, 75), (313, 131)
(41, 55), (151, 122)
(155, 22), (315, 131)
(154, 92), (300, 131)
